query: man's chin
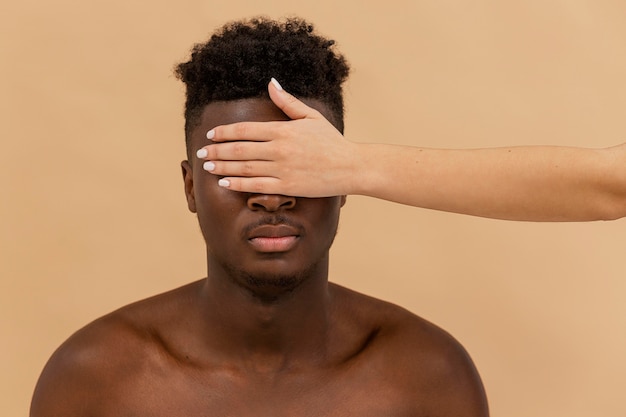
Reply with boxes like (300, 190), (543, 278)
(242, 274), (303, 303)
(222, 262), (317, 303)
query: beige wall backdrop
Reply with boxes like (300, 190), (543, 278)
(2, 1), (625, 416)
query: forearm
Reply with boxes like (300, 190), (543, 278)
(354, 143), (626, 221)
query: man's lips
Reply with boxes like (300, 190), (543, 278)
(247, 224), (300, 253)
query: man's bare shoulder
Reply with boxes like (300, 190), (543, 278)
(30, 280), (202, 417)
(331, 283), (489, 416)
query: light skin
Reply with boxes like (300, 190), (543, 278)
(31, 98), (489, 417)
(198, 80), (626, 222)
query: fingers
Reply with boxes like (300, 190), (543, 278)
(268, 78), (321, 120)
(200, 159), (276, 178)
(196, 141), (272, 162)
(216, 176), (284, 195)
(209, 121), (283, 143)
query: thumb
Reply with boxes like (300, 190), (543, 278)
(268, 78), (320, 120)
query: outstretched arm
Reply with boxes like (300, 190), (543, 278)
(197, 79), (626, 222)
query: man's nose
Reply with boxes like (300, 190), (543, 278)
(246, 194), (296, 212)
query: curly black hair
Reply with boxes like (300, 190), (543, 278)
(175, 17), (350, 151)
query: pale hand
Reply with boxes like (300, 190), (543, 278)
(196, 79), (360, 197)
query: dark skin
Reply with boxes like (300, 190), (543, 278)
(30, 98), (489, 417)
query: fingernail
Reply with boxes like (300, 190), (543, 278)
(218, 178), (230, 187)
(196, 148), (208, 158)
(206, 129), (215, 140)
(203, 161), (215, 171)
(271, 77), (283, 91)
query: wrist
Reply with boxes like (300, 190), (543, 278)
(348, 143), (383, 197)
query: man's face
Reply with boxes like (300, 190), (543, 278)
(182, 98), (345, 294)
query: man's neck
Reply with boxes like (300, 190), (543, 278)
(195, 259), (334, 372)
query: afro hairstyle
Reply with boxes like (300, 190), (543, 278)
(175, 17), (350, 152)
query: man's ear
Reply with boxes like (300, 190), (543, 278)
(181, 160), (197, 213)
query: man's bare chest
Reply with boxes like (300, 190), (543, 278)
(95, 364), (423, 417)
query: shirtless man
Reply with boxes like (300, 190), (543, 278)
(30, 18), (488, 416)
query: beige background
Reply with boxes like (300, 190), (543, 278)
(2, 1), (625, 416)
